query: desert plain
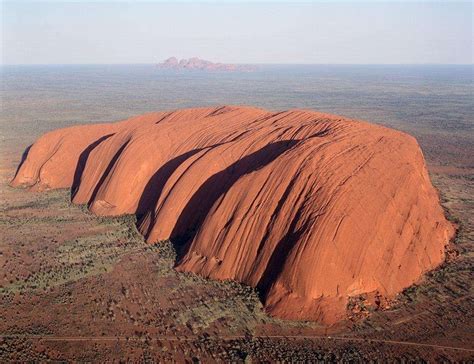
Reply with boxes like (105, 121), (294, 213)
(0, 100), (472, 362)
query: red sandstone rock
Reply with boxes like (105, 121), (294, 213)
(11, 106), (454, 324)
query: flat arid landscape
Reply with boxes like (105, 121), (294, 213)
(0, 67), (472, 360)
(1, 1), (473, 361)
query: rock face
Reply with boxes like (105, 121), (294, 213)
(11, 106), (454, 324)
(157, 57), (255, 72)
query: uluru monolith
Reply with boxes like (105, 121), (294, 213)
(11, 106), (454, 324)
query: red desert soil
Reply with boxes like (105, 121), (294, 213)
(10, 105), (454, 325)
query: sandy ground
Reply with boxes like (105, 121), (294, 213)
(0, 125), (473, 361)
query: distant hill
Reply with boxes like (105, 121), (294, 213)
(157, 57), (255, 72)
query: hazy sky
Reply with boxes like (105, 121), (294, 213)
(2, 1), (472, 65)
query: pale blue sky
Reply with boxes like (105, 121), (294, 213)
(2, 1), (472, 64)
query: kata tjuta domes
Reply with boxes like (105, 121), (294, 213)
(11, 106), (455, 324)
(157, 57), (256, 72)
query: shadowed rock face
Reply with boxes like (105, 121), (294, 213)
(11, 105), (454, 324)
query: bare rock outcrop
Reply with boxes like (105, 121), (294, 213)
(11, 106), (454, 324)
(157, 57), (255, 72)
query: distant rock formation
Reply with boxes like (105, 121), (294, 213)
(11, 106), (454, 324)
(157, 57), (255, 72)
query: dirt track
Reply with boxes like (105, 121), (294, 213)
(1, 334), (473, 353)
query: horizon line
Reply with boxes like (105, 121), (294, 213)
(2, 62), (473, 66)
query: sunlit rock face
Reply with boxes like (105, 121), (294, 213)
(11, 105), (454, 324)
